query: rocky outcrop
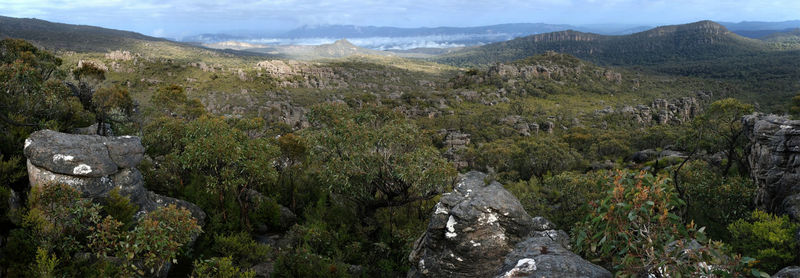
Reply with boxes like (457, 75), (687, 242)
(24, 130), (206, 223)
(773, 266), (800, 278)
(615, 92), (711, 125)
(743, 114), (800, 221)
(408, 171), (610, 278)
(441, 130), (470, 169)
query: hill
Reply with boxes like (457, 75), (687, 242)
(434, 21), (767, 67)
(0, 15), (171, 52)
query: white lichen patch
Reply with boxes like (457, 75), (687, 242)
(120, 135), (133, 139)
(445, 215), (458, 238)
(72, 164), (92, 175)
(502, 258), (537, 277)
(24, 139), (32, 149)
(478, 211), (499, 225)
(781, 125), (792, 129)
(470, 240), (481, 247)
(53, 154), (74, 163)
(434, 203), (449, 215)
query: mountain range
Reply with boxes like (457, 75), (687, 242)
(181, 21), (800, 51)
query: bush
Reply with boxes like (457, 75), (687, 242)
(192, 256), (256, 278)
(573, 171), (758, 276)
(728, 210), (799, 274)
(102, 188), (139, 229)
(212, 233), (272, 268)
(505, 171), (610, 232)
(272, 247), (351, 278)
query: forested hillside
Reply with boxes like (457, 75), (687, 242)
(1, 16), (799, 277)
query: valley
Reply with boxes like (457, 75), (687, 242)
(2, 13), (800, 278)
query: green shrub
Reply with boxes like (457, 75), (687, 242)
(212, 233), (272, 268)
(728, 210), (799, 274)
(192, 256), (256, 278)
(272, 247), (351, 278)
(31, 247), (58, 278)
(680, 161), (756, 241)
(102, 188), (139, 229)
(573, 171), (758, 276)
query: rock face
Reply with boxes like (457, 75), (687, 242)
(615, 92), (710, 126)
(773, 266), (800, 278)
(407, 171), (610, 278)
(24, 130), (206, 223)
(743, 114), (800, 220)
(441, 130), (471, 169)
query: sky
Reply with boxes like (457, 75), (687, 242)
(1, 0), (798, 39)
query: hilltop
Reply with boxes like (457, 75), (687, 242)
(434, 21), (768, 67)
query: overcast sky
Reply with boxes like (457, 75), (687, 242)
(1, 0), (798, 38)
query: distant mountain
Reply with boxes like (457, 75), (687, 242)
(761, 28), (800, 43)
(721, 20), (800, 39)
(0, 15), (168, 52)
(205, 39), (393, 60)
(435, 21), (766, 67)
(183, 23), (655, 51)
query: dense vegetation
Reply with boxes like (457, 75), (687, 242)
(1, 17), (800, 277)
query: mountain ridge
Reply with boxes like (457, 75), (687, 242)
(433, 20), (767, 67)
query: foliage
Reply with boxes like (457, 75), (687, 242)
(475, 136), (582, 182)
(505, 171), (610, 232)
(679, 161), (756, 241)
(573, 171), (757, 277)
(102, 188), (140, 229)
(212, 232), (272, 268)
(273, 247), (352, 278)
(192, 256), (256, 278)
(31, 247), (59, 278)
(728, 210), (799, 274)
(5, 183), (201, 277)
(149, 84), (205, 119)
(684, 98), (754, 176)
(305, 104), (456, 220)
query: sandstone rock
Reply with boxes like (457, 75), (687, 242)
(441, 130), (471, 169)
(408, 171), (609, 278)
(773, 266), (800, 278)
(631, 149), (658, 163)
(496, 237), (612, 278)
(743, 114), (800, 219)
(24, 130), (205, 224)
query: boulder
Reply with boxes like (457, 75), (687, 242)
(497, 236), (612, 278)
(631, 149), (658, 163)
(773, 266), (800, 278)
(24, 130), (205, 224)
(407, 171), (610, 278)
(743, 114), (800, 220)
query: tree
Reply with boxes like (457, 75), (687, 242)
(513, 136), (583, 182)
(305, 104), (456, 224)
(276, 133), (307, 211)
(92, 85), (134, 135)
(149, 84), (205, 120)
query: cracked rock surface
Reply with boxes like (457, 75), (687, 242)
(407, 171), (609, 278)
(24, 129), (205, 224)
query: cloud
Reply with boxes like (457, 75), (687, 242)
(1, 0), (798, 37)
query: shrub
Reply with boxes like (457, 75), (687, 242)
(212, 233), (272, 268)
(728, 210), (799, 274)
(192, 256), (256, 278)
(573, 171), (758, 277)
(102, 188), (139, 229)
